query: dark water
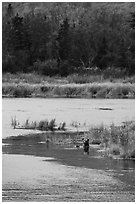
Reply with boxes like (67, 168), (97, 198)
(3, 132), (135, 188)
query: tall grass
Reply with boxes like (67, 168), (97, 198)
(2, 72), (135, 98)
(11, 118), (66, 132)
(11, 116), (18, 129)
(89, 121), (135, 159)
(3, 72), (135, 84)
(2, 72), (68, 84)
(3, 82), (135, 98)
(11, 116), (134, 159)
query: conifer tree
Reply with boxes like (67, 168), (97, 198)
(57, 18), (70, 61)
(10, 13), (24, 51)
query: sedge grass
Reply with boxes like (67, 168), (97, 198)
(3, 72), (135, 84)
(3, 82), (135, 99)
(11, 117), (66, 132)
(11, 116), (135, 159)
(88, 121), (135, 159)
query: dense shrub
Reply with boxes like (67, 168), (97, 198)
(38, 120), (49, 131)
(40, 85), (54, 93)
(103, 67), (127, 79)
(59, 60), (73, 76)
(109, 144), (121, 155)
(13, 85), (33, 97)
(2, 56), (16, 73)
(33, 60), (58, 76)
(2, 82), (135, 99)
(66, 73), (104, 84)
(96, 88), (109, 98)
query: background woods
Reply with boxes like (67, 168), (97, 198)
(2, 2), (135, 76)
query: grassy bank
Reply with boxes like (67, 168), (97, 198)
(2, 73), (135, 99)
(2, 72), (135, 84)
(2, 82), (135, 99)
(89, 121), (135, 159)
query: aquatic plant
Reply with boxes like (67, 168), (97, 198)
(11, 117), (66, 132)
(108, 144), (121, 155)
(11, 116), (18, 129)
(58, 122), (66, 131)
(38, 120), (49, 131)
(89, 121), (135, 159)
(48, 119), (56, 131)
(71, 121), (81, 132)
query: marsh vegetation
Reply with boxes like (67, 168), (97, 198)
(3, 74), (135, 99)
(11, 116), (135, 159)
(11, 117), (66, 131)
(89, 121), (135, 159)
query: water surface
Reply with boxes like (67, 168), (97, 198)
(2, 98), (135, 201)
(3, 154), (134, 202)
(2, 98), (135, 138)
(2, 133), (135, 202)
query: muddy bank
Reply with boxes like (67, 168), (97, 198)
(2, 153), (135, 202)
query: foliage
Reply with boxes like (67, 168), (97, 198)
(33, 59), (58, 76)
(2, 72), (135, 85)
(3, 81), (135, 99)
(12, 85), (33, 97)
(57, 18), (70, 61)
(2, 2), (135, 76)
(38, 120), (49, 131)
(89, 121), (135, 159)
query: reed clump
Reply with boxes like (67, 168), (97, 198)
(3, 82), (135, 99)
(2, 72), (135, 99)
(11, 117), (66, 132)
(89, 121), (135, 159)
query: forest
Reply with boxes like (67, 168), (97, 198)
(2, 2), (135, 77)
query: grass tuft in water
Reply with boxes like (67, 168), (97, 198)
(11, 117), (66, 132)
(89, 121), (135, 159)
(11, 116), (18, 129)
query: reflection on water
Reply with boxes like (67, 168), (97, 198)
(2, 98), (135, 138)
(116, 159), (135, 170)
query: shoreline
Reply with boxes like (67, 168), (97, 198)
(2, 128), (135, 161)
(2, 153), (135, 202)
(2, 82), (135, 99)
(2, 95), (135, 99)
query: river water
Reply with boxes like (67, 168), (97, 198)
(2, 98), (135, 201)
(2, 98), (135, 138)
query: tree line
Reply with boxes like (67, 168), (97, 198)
(2, 2), (135, 76)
